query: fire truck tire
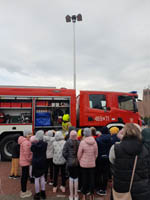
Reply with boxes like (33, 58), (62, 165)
(0, 134), (20, 161)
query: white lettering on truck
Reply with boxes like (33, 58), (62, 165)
(95, 116), (110, 122)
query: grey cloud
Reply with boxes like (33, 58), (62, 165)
(0, 0), (150, 99)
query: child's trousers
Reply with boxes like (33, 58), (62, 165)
(10, 158), (19, 176)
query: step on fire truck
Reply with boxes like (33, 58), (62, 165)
(0, 86), (141, 160)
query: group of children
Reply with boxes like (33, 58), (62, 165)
(9, 124), (121, 200)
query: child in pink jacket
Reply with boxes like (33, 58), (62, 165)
(78, 128), (98, 200)
(18, 129), (32, 199)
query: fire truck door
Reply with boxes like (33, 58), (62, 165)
(87, 94), (111, 127)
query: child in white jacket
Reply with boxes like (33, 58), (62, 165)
(52, 131), (66, 193)
(43, 130), (55, 185)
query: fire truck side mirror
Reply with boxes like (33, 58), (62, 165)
(134, 107), (138, 113)
(107, 107), (111, 111)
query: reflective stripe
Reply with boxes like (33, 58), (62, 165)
(107, 123), (124, 129)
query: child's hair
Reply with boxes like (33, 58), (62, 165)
(70, 130), (77, 140)
(81, 129), (84, 137)
(90, 127), (97, 136)
(123, 123), (142, 140)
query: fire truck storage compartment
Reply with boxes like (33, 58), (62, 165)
(0, 97), (32, 124)
(35, 97), (71, 127)
(35, 112), (51, 126)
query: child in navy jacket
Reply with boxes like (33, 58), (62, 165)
(31, 130), (47, 200)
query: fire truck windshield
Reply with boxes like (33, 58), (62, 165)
(118, 95), (138, 112)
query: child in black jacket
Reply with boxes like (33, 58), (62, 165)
(9, 135), (20, 179)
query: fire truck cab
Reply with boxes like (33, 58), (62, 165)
(77, 90), (141, 129)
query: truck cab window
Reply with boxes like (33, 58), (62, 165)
(89, 94), (106, 110)
(118, 95), (134, 111)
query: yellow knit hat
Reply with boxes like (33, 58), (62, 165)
(77, 129), (82, 137)
(110, 127), (119, 135)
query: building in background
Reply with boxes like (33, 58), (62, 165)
(137, 100), (144, 118)
(137, 88), (150, 118)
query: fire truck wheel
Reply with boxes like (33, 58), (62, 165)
(0, 134), (20, 161)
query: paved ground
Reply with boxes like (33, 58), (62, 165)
(0, 161), (111, 200)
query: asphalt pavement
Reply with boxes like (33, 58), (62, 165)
(0, 161), (111, 200)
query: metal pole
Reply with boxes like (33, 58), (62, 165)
(66, 14), (82, 90)
(73, 22), (76, 90)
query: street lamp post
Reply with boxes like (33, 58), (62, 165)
(65, 14), (82, 90)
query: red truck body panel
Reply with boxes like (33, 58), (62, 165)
(0, 87), (141, 129)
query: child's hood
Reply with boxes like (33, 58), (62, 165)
(55, 131), (64, 141)
(32, 140), (47, 150)
(46, 130), (54, 137)
(84, 136), (96, 145)
(31, 141), (47, 155)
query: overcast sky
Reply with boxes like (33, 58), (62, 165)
(0, 0), (150, 99)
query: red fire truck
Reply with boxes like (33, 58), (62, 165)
(0, 86), (141, 160)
